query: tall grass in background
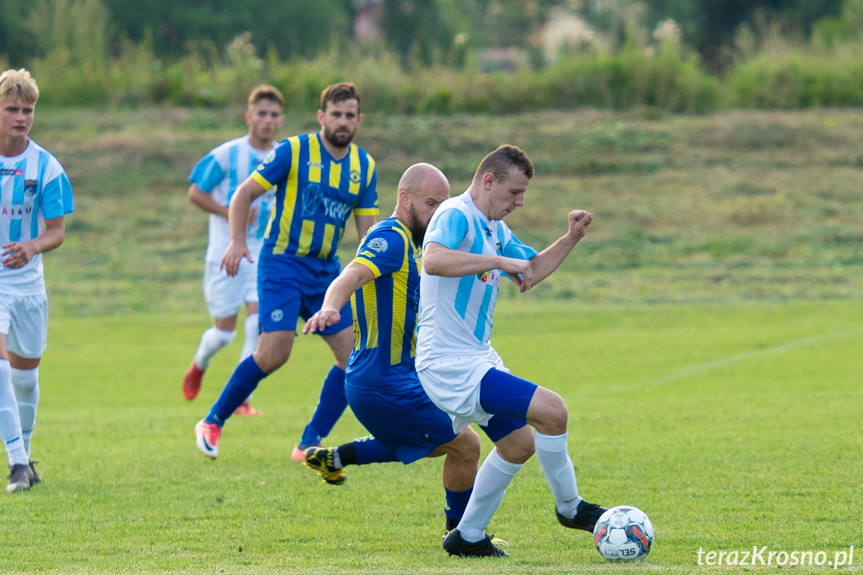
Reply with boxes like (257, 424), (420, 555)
(16, 0), (863, 114)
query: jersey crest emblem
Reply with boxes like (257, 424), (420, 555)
(367, 238), (388, 253)
(350, 170), (361, 184)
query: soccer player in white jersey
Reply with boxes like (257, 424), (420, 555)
(416, 145), (605, 557)
(181, 85), (284, 416)
(0, 69), (73, 493)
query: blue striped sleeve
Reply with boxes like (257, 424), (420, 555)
(502, 230), (537, 261)
(355, 227), (405, 277)
(189, 153), (226, 192)
(41, 171), (71, 219)
(255, 138), (292, 187)
(425, 208), (468, 250)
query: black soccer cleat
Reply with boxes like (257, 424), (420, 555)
(442, 529), (509, 558)
(557, 499), (607, 532)
(28, 461), (41, 486)
(6, 463), (34, 493)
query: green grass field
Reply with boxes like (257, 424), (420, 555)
(1, 106), (861, 573)
(1, 300), (860, 574)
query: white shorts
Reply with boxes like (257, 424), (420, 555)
(0, 291), (49, 359)
(417, 347), (509, 433)
(203, 259), (258, 319)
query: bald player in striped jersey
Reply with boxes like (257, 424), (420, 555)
(0, 69), (74, 492)
(195, 82), (379, 459)
(301, 163), (483, 535)
(182, 85), (284, 416)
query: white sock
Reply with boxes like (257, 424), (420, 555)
(458, 447), (522, 543)
(193, 327), (236, 369)
(535, 430), (581, 519)
(240, 314), (259, 362)
(0, 360), (28, 466)
(10, 367), (38, 459)
(239, 314), (259, 402)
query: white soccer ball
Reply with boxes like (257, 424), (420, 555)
(593, 505), (654, 561)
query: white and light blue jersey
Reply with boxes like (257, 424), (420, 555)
(415, 191), (536, 369)
(0, 139), (73, 295)
(189, 135), (277, 262)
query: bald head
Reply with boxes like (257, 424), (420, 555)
(395, 163), (451, 244)
(398, 163), (449, 198)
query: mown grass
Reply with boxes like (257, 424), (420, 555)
(0, 300), (860, 573)
(7, 107), (861, 573)
(32, 106), (863, 316)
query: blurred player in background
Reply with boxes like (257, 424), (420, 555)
(302, 163), (483, 536)
(195, 82), (378, 459)
(0, 69), (74, 492)
(181, 85), (285, 417)
(417, 145), (605, 557)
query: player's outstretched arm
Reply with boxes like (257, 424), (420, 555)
(303, 261), (375, 334)
(527, 209), (592, 287)
(1, 217), (65, 269)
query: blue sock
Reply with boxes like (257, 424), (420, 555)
(299, 365), (347, 446)
(354, 436), (399, 465)
(206, 356), (268, 425)
(444, 487), (473, 522)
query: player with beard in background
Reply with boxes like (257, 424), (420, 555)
(194, 83), (378, 460)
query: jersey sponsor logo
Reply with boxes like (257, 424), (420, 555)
(301, 184), (323, 217)
(271, 309), (284, 322)
(1, 206), (34, 216)
(300, 184), (353, 221)
(477, 270), (501, 284)
(367, 238), (388, 253)
(308, 161), (323, 169)
(0, 168), (24, 177)
(322, 197), (352, 221)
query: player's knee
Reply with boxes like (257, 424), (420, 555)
(529, 388), (568, 435)
(253, 347), (290, 373)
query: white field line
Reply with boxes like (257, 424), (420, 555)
(603, 328), (863, 394)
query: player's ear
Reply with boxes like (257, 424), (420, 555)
(482, 172), (496, 189)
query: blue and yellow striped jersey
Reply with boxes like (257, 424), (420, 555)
(346, 217), (421, 381)
(252, 132), (378, 261)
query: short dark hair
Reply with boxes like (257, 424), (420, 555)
(248, 84), (284, 108)
(473, 145), (534, 183)
(320, 82), (361, 113)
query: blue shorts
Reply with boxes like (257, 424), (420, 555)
(477, 368), (536, 442)
(257, 252), (352, 335)
(346, 370), (458, 464)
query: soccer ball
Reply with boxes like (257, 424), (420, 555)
(593, 506), (654, 561)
